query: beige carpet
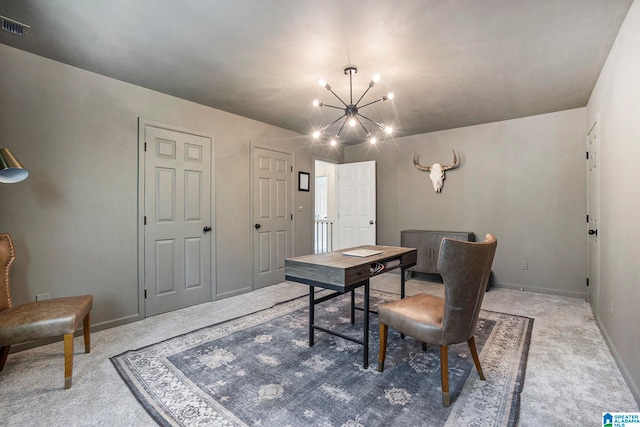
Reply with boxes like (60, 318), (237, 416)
(1, 273), (638, 426)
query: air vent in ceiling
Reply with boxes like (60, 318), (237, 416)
(0, 15), (30, 37)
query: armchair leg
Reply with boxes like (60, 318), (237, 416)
(440, 345), (450, 407)
(83, 312), (91, 353)
(0, 346), (10, 371)
(468, 337), (485, 380)
(64, 333), (74, 389)
(378, 323), (388, 372)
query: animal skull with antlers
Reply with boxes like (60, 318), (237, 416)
(413, 149), (460, 192)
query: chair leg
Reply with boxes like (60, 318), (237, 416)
(64, 333), (74, 389)
(440, 345), (450, 407)
(83, 312), (91, 353)
(0, 345), (10, 371)
(468, 336), (485, 380)
(378, 323), (388, 372)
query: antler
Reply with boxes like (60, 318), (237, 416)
(441, 149), (459, 171)
(413, 153), (431, 172)
(414, 149), (460, 171)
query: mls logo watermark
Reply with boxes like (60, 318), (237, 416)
(603, 412), (640, 427)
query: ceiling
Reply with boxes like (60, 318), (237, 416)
(0, 1), (634, 143)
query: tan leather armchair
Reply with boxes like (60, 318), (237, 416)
(0, 233), (93, 389)
(377, 234), (497, 406)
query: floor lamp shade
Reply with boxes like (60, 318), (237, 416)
(0, 148), (29, 183)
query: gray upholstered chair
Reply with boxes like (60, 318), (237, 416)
(377, 234), (497, 406)
(0, 233), (93, 389)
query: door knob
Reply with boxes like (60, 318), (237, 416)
(588, 229), (598, 235)
(369, 220), (374, 225)
(255, 224), (261, 229)
(203, 226), (212, 233)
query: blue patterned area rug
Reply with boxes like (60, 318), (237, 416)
(111, 290), (533, 426)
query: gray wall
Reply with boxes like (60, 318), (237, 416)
(586, 0), (640, 402)
(345, 108), (587, 297)
(0, 44), (341, 328)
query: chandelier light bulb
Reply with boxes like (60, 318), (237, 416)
(313, 100), (320, 107)
(312, 130), (321, 139)
(370, 137), (377, 144)
(382, 93), (395, 101)
(372, 74), (380, 82)
(385, 126), (393, 134)
(349, 118), (357, 127)
(318, 79), (326, 87)
(330, 139), (337, 146)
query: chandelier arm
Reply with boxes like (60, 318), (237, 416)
(354, 116), (371, 136)
(349, 71), (354, 104)
(320, 103), (345, 111)
(336, 116), (349, 138)
(354, 86), (373, 107)
(358, 97), (384, 109)
(326, 87), (349, 108)
(358, 113), (386, 130)
(320, 114), (347, 135)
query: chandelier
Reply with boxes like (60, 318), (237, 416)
(312, 65), (394, 145)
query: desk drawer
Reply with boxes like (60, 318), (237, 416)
(344, 264), (370, 286)
(399, 251), (417, 267)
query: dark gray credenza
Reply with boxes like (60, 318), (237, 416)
(400, 230), (475, 274)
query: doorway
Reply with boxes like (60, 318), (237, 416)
(313, 159), (377, 252)
(138, 119), (214, 317)
(586, 115), (600, 317)
(314, 159), (337, 253)
(335, 160), (377, 249)
(251, 145), (294, 289)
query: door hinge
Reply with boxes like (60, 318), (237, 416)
(586, 278), (589, 287)
(144, 289), (147, 298)
(586, 214), (589, 223)
(586, 151), (589, 160)
(144, 142), (147, 151)
(144, 216), (147, 225)
(291, 213), (293, 220)
(291, 166), (293, 172)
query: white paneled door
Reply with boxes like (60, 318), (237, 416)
(252, 147), (293, 289)
(336, 161), (376, 249)
(144, 125), (212, 317)
(587, 117), (600, 317)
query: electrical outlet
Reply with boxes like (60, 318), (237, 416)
(36, 293), (50, 301)
(520, 261), (528, 270)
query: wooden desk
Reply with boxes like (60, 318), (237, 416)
(285, 245), (417, 367)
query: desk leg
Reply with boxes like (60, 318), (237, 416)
(400, 268), (406, 340)
(350, 290), (355, 324)
(309, 286), (315, 347)
(363, 280), (370, 368)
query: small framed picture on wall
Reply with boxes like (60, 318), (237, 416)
(298, 171), (310, 191)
